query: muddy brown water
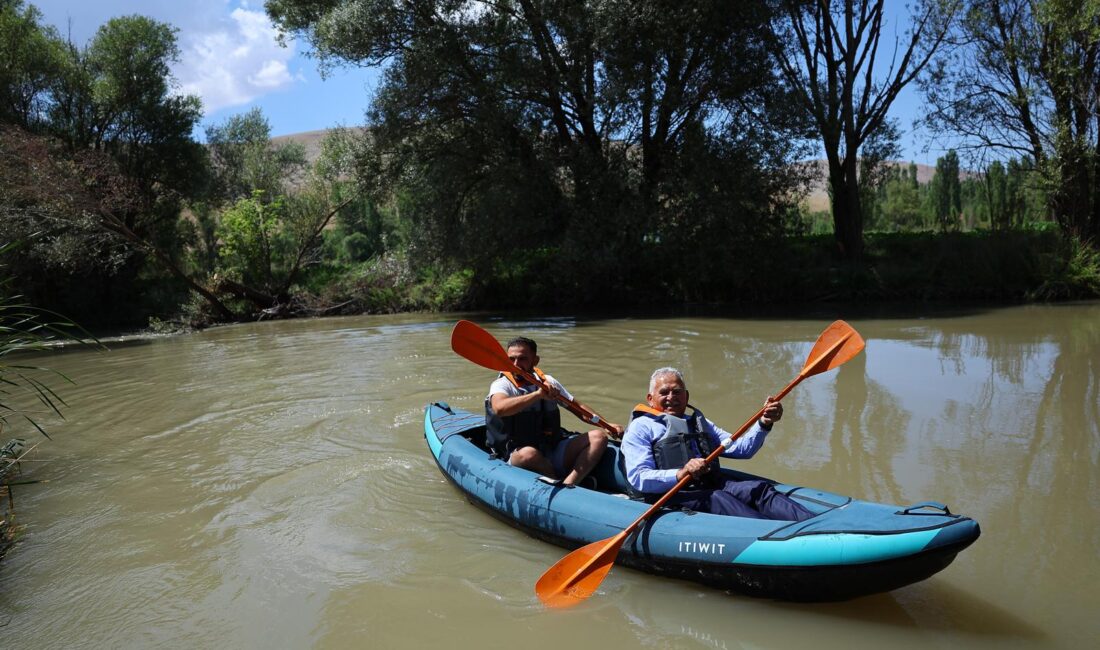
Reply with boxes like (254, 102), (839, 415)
(1, 303), (1097, 649)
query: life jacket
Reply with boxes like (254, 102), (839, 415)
(631, 404), (722, 490)
(485, 368), (564, 458)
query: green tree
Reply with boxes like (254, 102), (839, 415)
(205, 107), (307, 204)
(267, 0), (806, 303)
(209, 123), (360, 314)
(1004, 156), (1047, 227)
(986, 160), (1008, 230)
(922, 0), (1100, 243)
(217, 191), (286, 291)
(0, 0), (62, 128)
(51, 15), (207, 213)
(931, 150), (962, 231)
(877, 163), (928, 231)
(768, 0), (956, 259)
(859, 120), (903, 232)
(0, 14), (218, 325)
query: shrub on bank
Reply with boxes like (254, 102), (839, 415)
(775, 229), (1098, 302)
(172, 227), (1100, 330)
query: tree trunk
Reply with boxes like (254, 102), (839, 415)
(827, 154), (865, 260)
(98, 209), (236, 322)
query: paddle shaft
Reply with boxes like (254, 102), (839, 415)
(547, 393), (785, 596)
(503, 365), (619, 435)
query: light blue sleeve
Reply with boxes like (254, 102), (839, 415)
(622, 419), (680, 493)
(705, 417), (770, 459)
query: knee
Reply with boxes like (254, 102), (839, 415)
(509, 447), (541, 467)
(589, 430), (608, 450)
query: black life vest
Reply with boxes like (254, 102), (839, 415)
(630, 404), (722, 489)
(485, 368), (564, 458)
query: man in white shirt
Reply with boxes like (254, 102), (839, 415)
(485, 336), (622, 486)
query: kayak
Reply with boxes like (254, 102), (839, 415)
(424, 402), (980, 601)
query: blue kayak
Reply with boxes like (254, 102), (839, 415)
(424, 402), (980, 601)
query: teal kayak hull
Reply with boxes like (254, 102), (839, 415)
(425, 402), (980, 601)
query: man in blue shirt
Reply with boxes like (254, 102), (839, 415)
(621, 367), (813, 520)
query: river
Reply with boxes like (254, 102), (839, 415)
(1, 303), (1097, 649)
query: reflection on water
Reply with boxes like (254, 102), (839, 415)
(0, 305), (1096, 649)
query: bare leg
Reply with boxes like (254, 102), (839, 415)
(508, 446), (555, 477)
(560, 430), (608, 485)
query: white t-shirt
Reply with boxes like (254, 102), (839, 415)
(487, 373), (573, 402)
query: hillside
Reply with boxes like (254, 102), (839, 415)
(269, 129), (944, 214)
(799, 159), (941, 212)
(270, 129), (340, 163)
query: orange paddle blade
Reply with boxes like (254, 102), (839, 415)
(450, 320), (517, 373)
(535, 533), (627, 608)
(800, 320), (865, 379)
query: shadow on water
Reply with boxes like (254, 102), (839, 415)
(771, 581), (1045, 638)
(594, 576), (1045, 650)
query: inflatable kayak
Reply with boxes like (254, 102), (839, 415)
(424, 402), (980, 601)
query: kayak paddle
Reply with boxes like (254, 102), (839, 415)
(450, 320), (619, 435)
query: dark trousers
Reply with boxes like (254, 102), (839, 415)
(665, 479), (813, 521)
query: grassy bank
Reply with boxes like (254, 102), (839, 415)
(284, 230), (1100, 318)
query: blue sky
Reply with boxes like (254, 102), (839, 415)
(32, 0), (379, 140)
(30, 0), (941, 164)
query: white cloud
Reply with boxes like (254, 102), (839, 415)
(33, 0), (305, 115)
(175, 5), (303, 113)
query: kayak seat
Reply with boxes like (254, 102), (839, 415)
(591, 443), (635, 496)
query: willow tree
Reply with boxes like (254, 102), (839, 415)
(768, 0), (956, 259)
(1, 11), (213, 325)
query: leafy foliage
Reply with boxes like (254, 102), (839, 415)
(931, 150), (962, 232)
(0, 0), (63, 128)
(0, 7), (210, 326)
(267, 0), (808, 305)
(922, 0), (1100, 244)
(216, 191), (288, 291)
(205, 107), (307, 203)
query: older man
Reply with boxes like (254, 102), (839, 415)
(620, 367), (813, 520)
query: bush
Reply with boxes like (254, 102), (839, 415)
(340, 232), (374, 263)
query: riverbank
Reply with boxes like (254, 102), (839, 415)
(193, 228), (1100, 328)
(51, 228), (1100, 336)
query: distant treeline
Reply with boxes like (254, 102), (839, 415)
(1, 1), (1098, 332)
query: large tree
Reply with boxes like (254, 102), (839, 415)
(0, 0), (62, 128)
(930, 149), (962, 231)
(50, 15), (207, 225)
(768, 0), (956, 259)
(205, 107), (307, 204)
(921, 0), (1100, 244)
(266, 0), (806, 302)
(0, 12), (215, 324)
